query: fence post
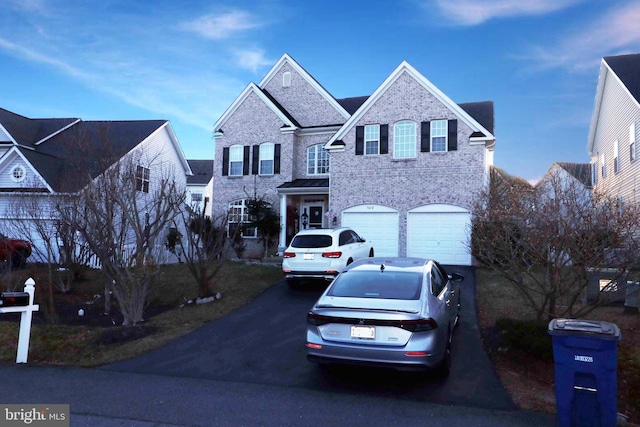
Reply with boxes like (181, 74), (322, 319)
(16, 278), (38, 363)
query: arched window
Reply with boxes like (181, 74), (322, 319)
(393, 121), (416, 159)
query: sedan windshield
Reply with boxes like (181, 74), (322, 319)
(291, 235), (332, 248)
(327, 270), (422, 300)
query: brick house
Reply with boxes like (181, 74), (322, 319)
(588, 53), (640, 203)
(212, 54), (495, 265)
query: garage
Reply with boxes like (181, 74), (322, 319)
(407, 204), (471, 265)
(342, 205), (399, 257)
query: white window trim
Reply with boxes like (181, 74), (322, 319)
(364, 124), (380, 156)
(430, 119), (448, 152)
(307, 144), (330, 175)
(229, 145), (244, 177)
(259, 143), (275, 176)
(630, 122), (636, 162)
(614, 140), (620, 174)
(601, 153), (606, 179)
(136, 164), (150, 193)
(10, 165), (26, 182)
(393, 121), (417, 159)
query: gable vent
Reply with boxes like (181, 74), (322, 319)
(283, 72), (291, 88)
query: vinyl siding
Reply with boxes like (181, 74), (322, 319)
(591, 72), (640, 203)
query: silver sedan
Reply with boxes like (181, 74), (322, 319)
(306, 257), (463, 375)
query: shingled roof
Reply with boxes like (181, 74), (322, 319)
(187, 159), (214, 185)
(604, 53), (640, 104)
(0, 107), (171, 193)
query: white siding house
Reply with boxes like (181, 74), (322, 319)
(0, 107), (193, 263)
(588, 54), (640, 203)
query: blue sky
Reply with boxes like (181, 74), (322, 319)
(1, 0), (639, 182)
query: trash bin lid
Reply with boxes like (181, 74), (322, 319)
(548, 318), (621, 340)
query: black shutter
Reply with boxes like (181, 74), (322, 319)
(222, 147), (229, 176)
(421, 121), (430, 152)
(274, 144), (281, 174)
(380, 124), (388, 154)
(355, 126), (364, 155)
(252, 145), (259, 175)
(448, 119), (458, 151)
(243, 146), (250, 175)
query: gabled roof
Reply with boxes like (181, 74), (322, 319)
(213, 83), (298, 133)
(325, 61), (495, 149)
(0, 108), (192, 193)
(554, 162), (592, 187)
(187, 159), (214, 185)
(0, 107), (79, 146)
(588, 53), (640, 154)
(258, 53), (350, 120)
(605, 54), (640, 104)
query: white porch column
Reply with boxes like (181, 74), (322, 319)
(278, 194), (287, 255)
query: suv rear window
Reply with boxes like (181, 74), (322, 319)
(291, 235), (333, 248)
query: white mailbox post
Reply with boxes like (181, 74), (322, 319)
(0, 278), (39, 363)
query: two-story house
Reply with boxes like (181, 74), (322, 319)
(588, 53), (640, 202)
(0, 107), (193, 262)
(186, 159), (214, 218)
(212, 54), (495, 265)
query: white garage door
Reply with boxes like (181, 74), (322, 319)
(407, 204), (471, 265)
(342, 205), (399, 257)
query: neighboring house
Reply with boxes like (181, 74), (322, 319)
(588, 53), (640, 202)
(186, 159), (214, 218)
(537, 162), (592, 194)
(0, 107), (193, 262)
(212, 54), (495, 265)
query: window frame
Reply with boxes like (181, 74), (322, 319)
(430, 119), (448, 152)
(228, 145), (244, 177)
(228, 198), (258, 238)
(307, 144), (330, 175)
(393, 120), (417, 159)
(259, 143), (275, 176)
(630, 122), (636, 162)
(364, 124), (380, 155)
(614, 140), (620, 174)
(601, 153), (606, 179)
(136, 165), (150, 193)
(10, 165), (26, 182)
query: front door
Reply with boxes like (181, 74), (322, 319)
(303, 205), (324, 229)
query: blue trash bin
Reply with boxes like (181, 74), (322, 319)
(548, 319), (621, 427)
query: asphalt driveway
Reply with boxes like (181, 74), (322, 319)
(103, 266), (515, 411)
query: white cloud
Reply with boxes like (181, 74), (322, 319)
(523, 2), (640, 72)
(431, 0), (587, 25)
(232, 49), (272, 73)
(181, 10), (261, 40)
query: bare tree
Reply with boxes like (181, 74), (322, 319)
(172, 197), (232, 298)
(471, 166), (640, 322)
(57, 151), (186, 325)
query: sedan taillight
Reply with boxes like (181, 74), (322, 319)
(399, 318), (438, 332)
(283, 252), (296, 258)
(307, 312), (332, 326)
(322, 251), (342, 258)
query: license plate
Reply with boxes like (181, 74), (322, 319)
(351, 325), (375, 339)
(303, 253), (315, 260)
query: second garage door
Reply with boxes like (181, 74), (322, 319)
(342, 205), (399, 257)
(407, 204), (471, 265)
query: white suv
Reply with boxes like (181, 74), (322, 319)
(282, 227), (374, 287)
